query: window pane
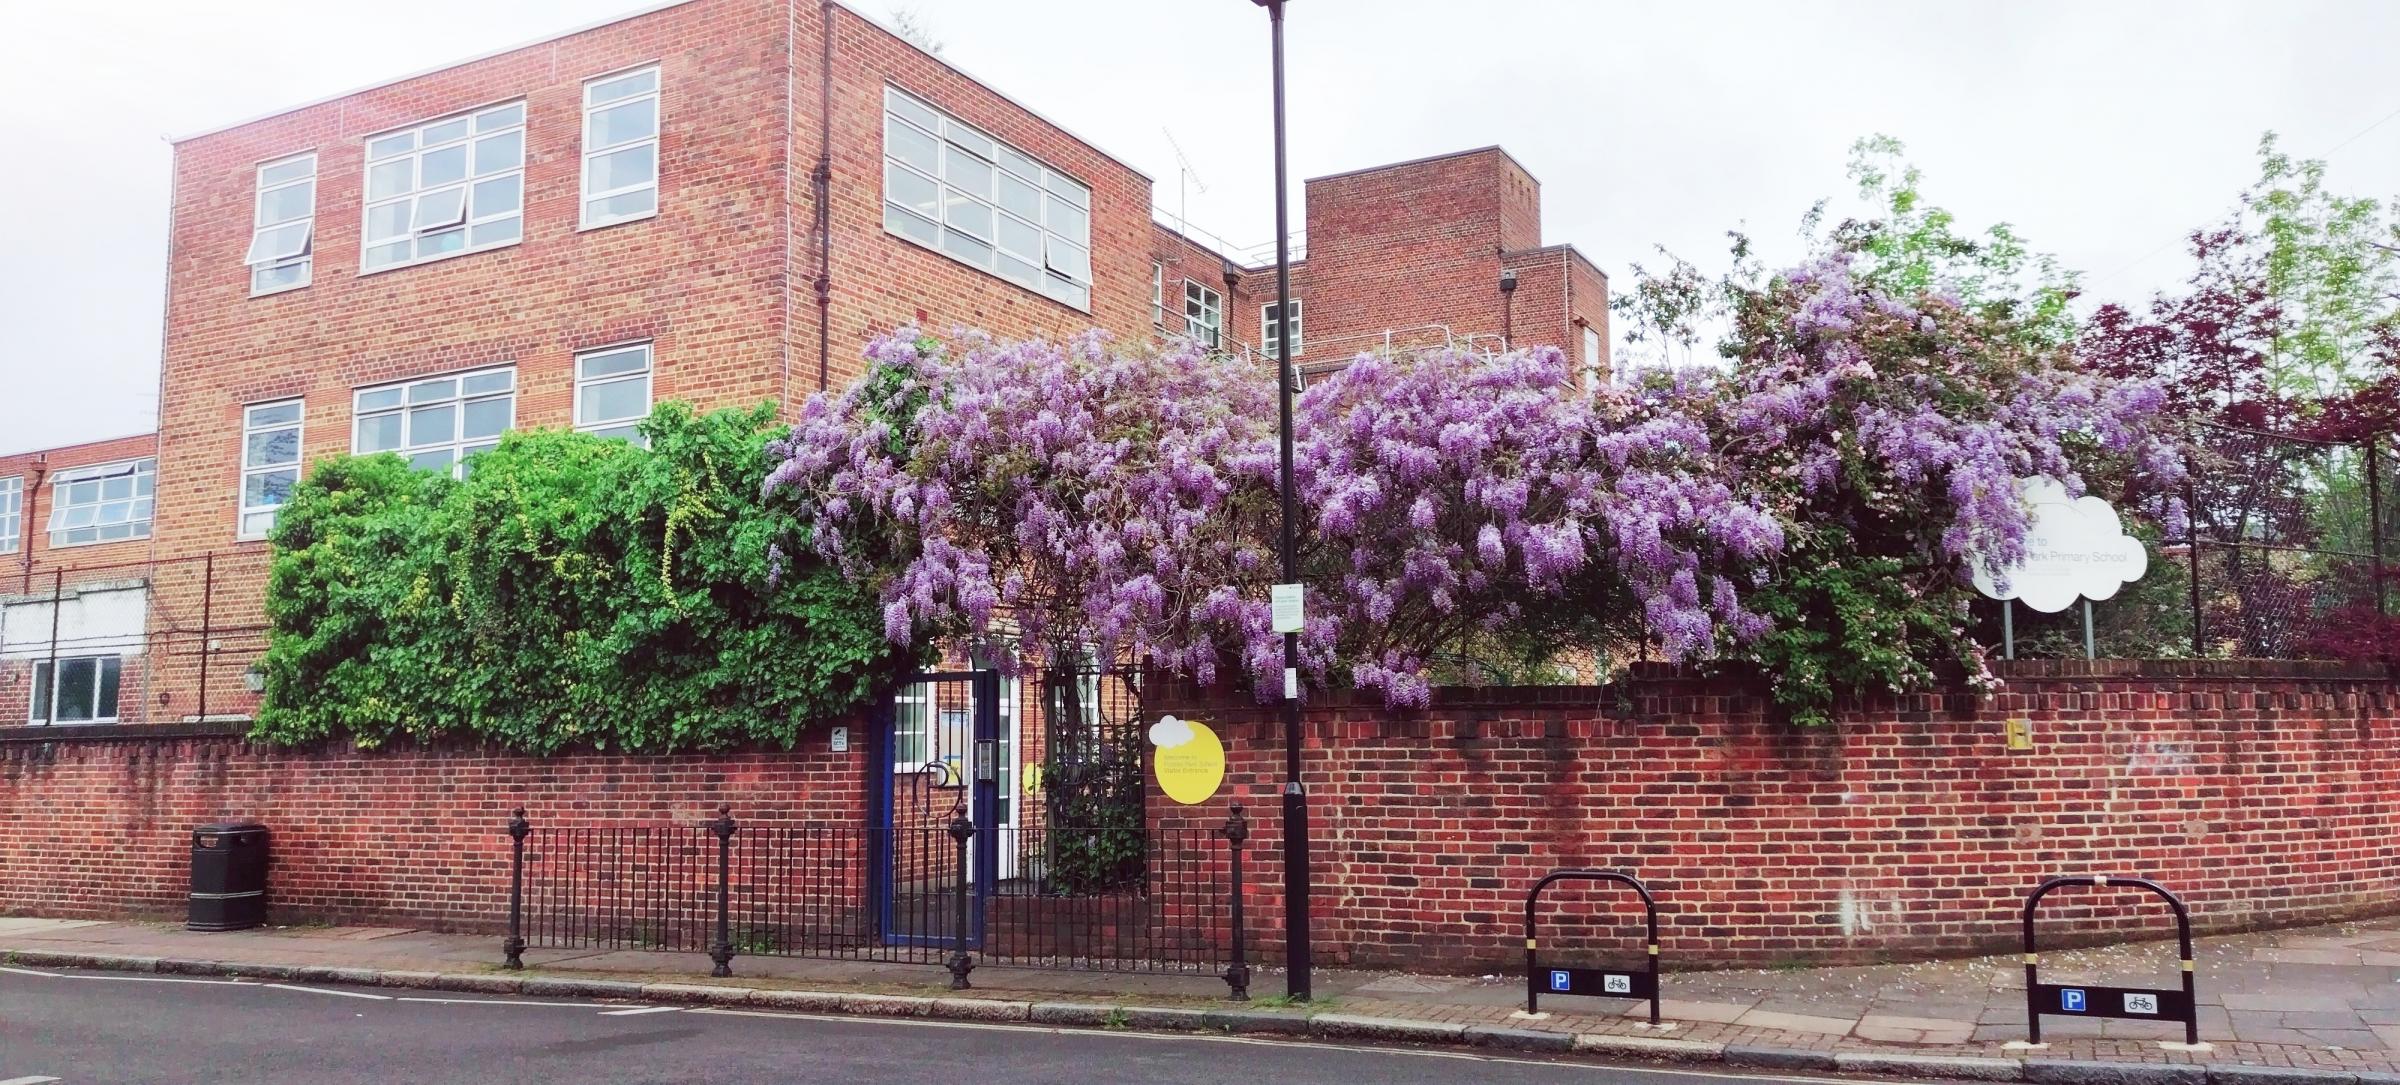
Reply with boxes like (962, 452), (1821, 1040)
(995, 215), (1039, 261)
(244, 427), (299, 467)
(358, 387), (404, 411)
(366, 160), (412, 203)
(578, 347), (648, 379)
(885, 89), (938, 131)
(408, 404), (455, 445)
(588, 423), (646, 446)
(586, 190), (655, 224)
(941, 229), (992, 265)
(365, 240), (412, 269)
(477, 102), (526, 130)
(997, 254), (1040, 287)
(356, 413), (402, 452)
(420, 228), (466, 256)
(245, 223), (309, 265)
(55, 659), (95, 722)
(247, 401), (301, 427)
(253, 263), (307, 293)
(408, 378), (457, 403)
(586, 143), (657, 195)
(1045, 195), (1088, 244)
(885, 204), (937, 245)
(367, 133), (414, 160)
(469, 217), (522, 247)
(586, 98), (657, 149)
(579, 376), (649, 425)
(1046, 238), (1090, 282)
(243, 469), (297, 510)
(589, 69), (658, 105)
(887, 119), (938, 174)
(1044, 172), (1090, 208)
(422, 118), (472, 144)
(461, 398), (509, 439)
(941, 122), (994, 162)
(941, 146), (992, 199)
(100, 475), (132, 501)
(30, 662), (49, 723)
(943, 191), (991, 239)
(471, 174), (522, 219)
(409, 449), (454, 473)
(97, 658), (121, 720)
(996, 147), (1040, 181)
(240, 509), (278, 537)
(260, 157), (314, 186)
(461, 370), (513, 395)
(886, 162), (937, 216)
(997, 174), (1040, 221)
(420, 144), (468, 187)
(413, 187), (467, 231)
(257, 181), (313, 225)
(472, 130), (523, 176)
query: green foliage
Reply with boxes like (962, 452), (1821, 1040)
(254, 402), (900, 754)
(2248, 132), (2398, 395)
(1741, 529), (1967, 728)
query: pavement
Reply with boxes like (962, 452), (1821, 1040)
(14, 913), (2400, 1082)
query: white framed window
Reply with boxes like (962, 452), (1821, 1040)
(1262, 299), (1303, 357)
(881, 85), (1092, 311)
(360, 101), (527, 273)
(246, 153), (315, 295)
(0, 475), (19, 554)
(353, 367), (515, 478)
(576, 343), (653, 446)
(30, 655), (123, 725)
(1583, 325), (1604, 389)
(239, 400), (304, 539)
(47, 459), (154, 548)
(1184, 280), (1222, 349)
(1152, 263), (1165, 326)
(582, 67), (660, 228)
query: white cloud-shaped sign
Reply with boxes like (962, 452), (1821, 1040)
(1970, 477), (2148, 613)
(1149, 714), (1195, 748)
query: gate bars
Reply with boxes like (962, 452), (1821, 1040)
(2023, 875), (2201, 1046)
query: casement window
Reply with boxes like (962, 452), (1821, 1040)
(881, 85), (1093, 311)
(1184, 280), (1222, 349)
(1152, 263), (1165, 326)
(1262, 299), (1303, 357)
(246, 153), (315, 295)
(30, 655), (123, 725)
(1582, 325), (1604, 389)
(0, 475), (19, 554)
(239, 400), (303, 539)
(582, 67), (660, 228)
(46, 459), (154, 547)
(575, 343), (653, 446)
(361, 101), (527, 272)
(353, 367), (515, 477)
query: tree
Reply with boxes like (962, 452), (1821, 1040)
(889, 7), (943, 56)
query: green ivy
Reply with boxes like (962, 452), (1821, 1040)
(252, 402), (903, 754)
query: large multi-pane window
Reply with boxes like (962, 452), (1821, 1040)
(361, 102), (527, 272)
(353, 368), (515, 477)
(239, 400), (303, 539)
(882, 85), (1092, 310)
(47, 459), (154, 547)
(1184, 281), (1222, 349)
(0, 475), (19, 554)
(245, 153), (315, 295)
(30, 655), (122, 725)
(1262, 299), (1303, 357)
(582, 67), (660, 228)
(575, 343), (653, 445)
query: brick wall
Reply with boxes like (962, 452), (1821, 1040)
(1154, 660), (2400, 972)
(0, 432), (164, 589)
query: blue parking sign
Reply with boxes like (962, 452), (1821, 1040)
(2060, 988), (2087, 1013)
(1549, 970), (1572, 992)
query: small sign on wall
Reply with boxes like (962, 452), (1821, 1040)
(2005, 717), (2033, 752)
(829, 726), (850, 753)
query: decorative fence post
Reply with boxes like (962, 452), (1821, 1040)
(947, 804), (975, 990)
(1221, 804), (1251, 1001)
(503, 807), (530, 969)
(708, 806), (737, 978)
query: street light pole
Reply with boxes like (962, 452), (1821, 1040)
(1251, 0), (1311, 1002)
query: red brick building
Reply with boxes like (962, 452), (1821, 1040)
(6, 0), (1607, 729)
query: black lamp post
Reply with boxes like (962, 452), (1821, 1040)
(1249, 0), (1312, 1002)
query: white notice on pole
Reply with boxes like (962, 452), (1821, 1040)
(1283, 667), (1299, 700)
(1271, 583), (1304, 634)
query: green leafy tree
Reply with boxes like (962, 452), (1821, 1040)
(254, 402), (900, 753)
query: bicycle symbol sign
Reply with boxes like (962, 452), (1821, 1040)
(2124, 993), (2159, 1016)
(1604, 974), (1632, 994)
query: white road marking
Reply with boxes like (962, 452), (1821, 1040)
(597, 1006), (682, 1017)
(264, 983), (390, 1001)
(0, 1075), (64, 1084)
(394, 997), (610, 1008)
(0, 966), (63, 978)
(70, 975), (255, 985)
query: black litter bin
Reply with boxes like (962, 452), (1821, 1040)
(188, 822), (269, 932)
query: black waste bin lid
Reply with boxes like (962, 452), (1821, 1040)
(193, 822), (267, 838)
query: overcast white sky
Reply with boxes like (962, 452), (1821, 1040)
(3, 0), (2396, 455)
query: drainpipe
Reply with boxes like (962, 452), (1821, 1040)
(19, 456), (46, 593)
(1499, 267), (1519, 351)
(813, 0), (837, 392)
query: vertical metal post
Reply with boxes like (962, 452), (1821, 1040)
(504, 808), (529, 969)
(1252, 0), (1312, 1005)
(708, 806), (736, 977)
(1221, 805), (1251, 1001)
(2368, 441), (2388, 617)
(197, 552), (215, 722)
(946, 805), (975, 990)
(2082, 599), (2096, 660)
(2186, 465), (2204, 657)
(2002, 599), (2015, 660)
(42, 570), (62, 724)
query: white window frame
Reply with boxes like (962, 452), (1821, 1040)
(1262, 299), (1303, 357)
(351, 366), (517, 478)
(1184, 280), (1223, 349)
(880, 84), (1093, 311)
(29, 654), (124, 726)
(359, 100), (528, 275)
(246, 152), (316, 296)
(575, 342), (654, 446)
(46, 458), (154, 549)
(0, 475), (19, 555)
(238, 399), (304, 540)
(1583, 325), (1605, 389)
(580, 66), (662, 230)
(1152, 263), (1165, 326)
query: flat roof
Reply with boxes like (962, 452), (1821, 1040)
(167, 0), (1152, 179)
(1304, 145), (1539, 187)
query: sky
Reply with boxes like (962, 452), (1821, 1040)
(2, 0), (2397, 456)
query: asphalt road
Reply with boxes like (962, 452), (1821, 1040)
(1, 965), (1874, 1085)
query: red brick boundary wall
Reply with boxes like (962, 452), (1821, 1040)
(1154, 659), (2400, 971)
(5, 660), (2397, 972)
